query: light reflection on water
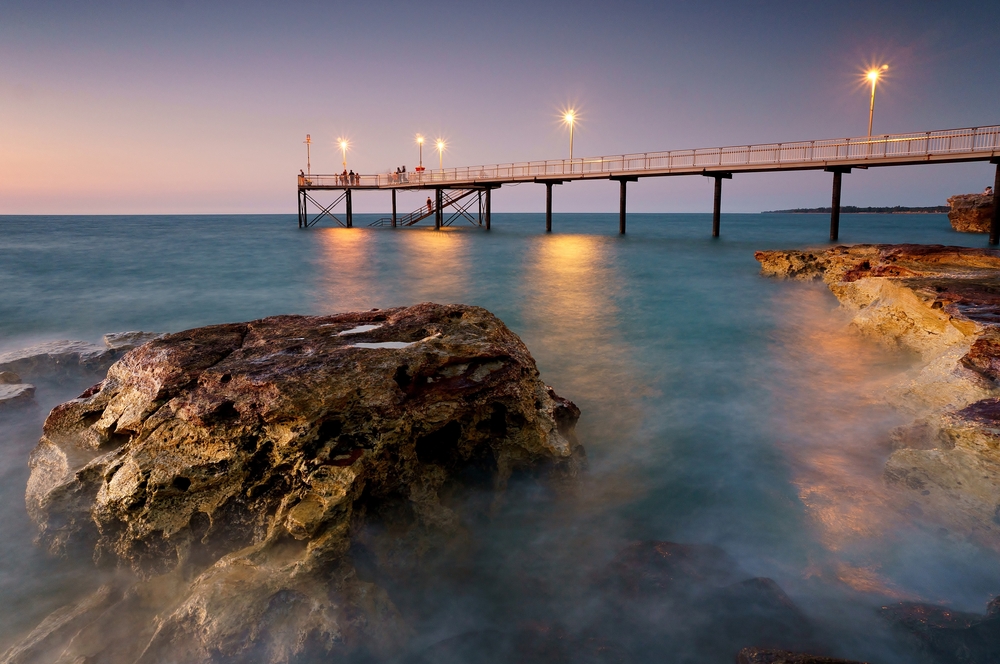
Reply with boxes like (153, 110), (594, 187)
(1, 212), (999, 661)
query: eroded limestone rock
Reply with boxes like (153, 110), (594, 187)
(756, 244), (1000, 546)
(10, 303), (582, 664)
(948, 193), (995, 233)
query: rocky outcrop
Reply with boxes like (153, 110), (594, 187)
(8, 303), (582, 664)
(948, 193), (995, 233)
(755, 245), (1000, 546)
(102, 331), (164, 351)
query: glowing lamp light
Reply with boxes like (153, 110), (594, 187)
(435, 139), (446, 170)
(864, 64), (889, 137)
(562, 108), (578, 161)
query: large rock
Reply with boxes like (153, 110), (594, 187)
(10, 303), (582, 664)
(756, 245), (1000, 546)
(948, 193), (995, 233)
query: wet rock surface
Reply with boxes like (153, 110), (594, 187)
(756, 245), (1000, 545)
(6, 303), (583, 663)
(948, 193), (995, 234)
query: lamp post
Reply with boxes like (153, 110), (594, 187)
(436, 139), (446, 170)
(563, 110), (576, 161)
(416, 135), (425, 171)
(338, 138), (349, 171)
(303, 134), (312, 175)
(866, 65), (888, 137)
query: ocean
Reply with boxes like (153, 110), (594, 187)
(0, 212), (995, 662)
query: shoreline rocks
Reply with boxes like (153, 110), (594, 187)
(755, 245), (1000, 547)
(947, 193), (995, 233)
(9, 303), (582, 663)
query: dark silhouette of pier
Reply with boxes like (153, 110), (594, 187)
(297, 124), (1000, 244)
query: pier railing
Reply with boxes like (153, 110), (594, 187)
(298, 124), (1000, 189)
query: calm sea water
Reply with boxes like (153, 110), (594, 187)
(0, 212), (995, 662)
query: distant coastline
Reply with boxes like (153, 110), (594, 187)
(763, 205), (949, 214)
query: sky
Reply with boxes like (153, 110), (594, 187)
(2, 0), (998, 214)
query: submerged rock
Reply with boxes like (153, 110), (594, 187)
(737, 648), (869, 664)
(756, 244), (1000, 546)
(0, 383), (35, 409)
(11, 303), (582, 663)
(881, 597), (1000, 664)
(596, 541), (818, 660)
(0, 340), (117, 382)
(948, 193), (995, 234)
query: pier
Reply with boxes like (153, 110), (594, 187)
(297, 124), (1000, 244)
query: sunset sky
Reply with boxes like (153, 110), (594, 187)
(3, 0), (998, 214)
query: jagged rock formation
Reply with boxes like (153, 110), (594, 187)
(7, 303), (582, 664)
(947, 193), (995, 233)
(756, 245), (1000, 546)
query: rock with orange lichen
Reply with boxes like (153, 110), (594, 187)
(9, 303), (582, 664)
(756, 245), (1000, 547)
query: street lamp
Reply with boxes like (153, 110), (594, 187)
(436, 139), (446, 170)
(563, 110), (576, 160)
(303, 134), (312, 175)
(338, 137), (349, 171)
(866, 65), (888, 137)
(415, 135), (425, 171)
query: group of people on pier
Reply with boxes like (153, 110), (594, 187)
(338, 170), (359, 186)
(391, 166), (409, 184)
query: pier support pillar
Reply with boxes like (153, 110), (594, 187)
(485, 187), (492, 230)
(391, 189), (397, 228)
(612, 177), (637, 234)
(297, 189), (305, 228)
(703, 172), (731, 237)
(991, 159), (1000, 246)
(546, 183), (553, 232)
(826, 167), (851, 242)
(435, 188), (442, 230)
(345, 189), (353, 228)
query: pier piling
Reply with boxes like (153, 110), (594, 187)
(991, 159), (1000, 246)
(826, 167), (850, 242)
(346, 189), (353, 228)
(391, 190), (397, 228)
(546, 183), (553, 232)
(705, 172), (731, 237)
(485, 188), (492, 230)
(435, 189), (443, 230)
